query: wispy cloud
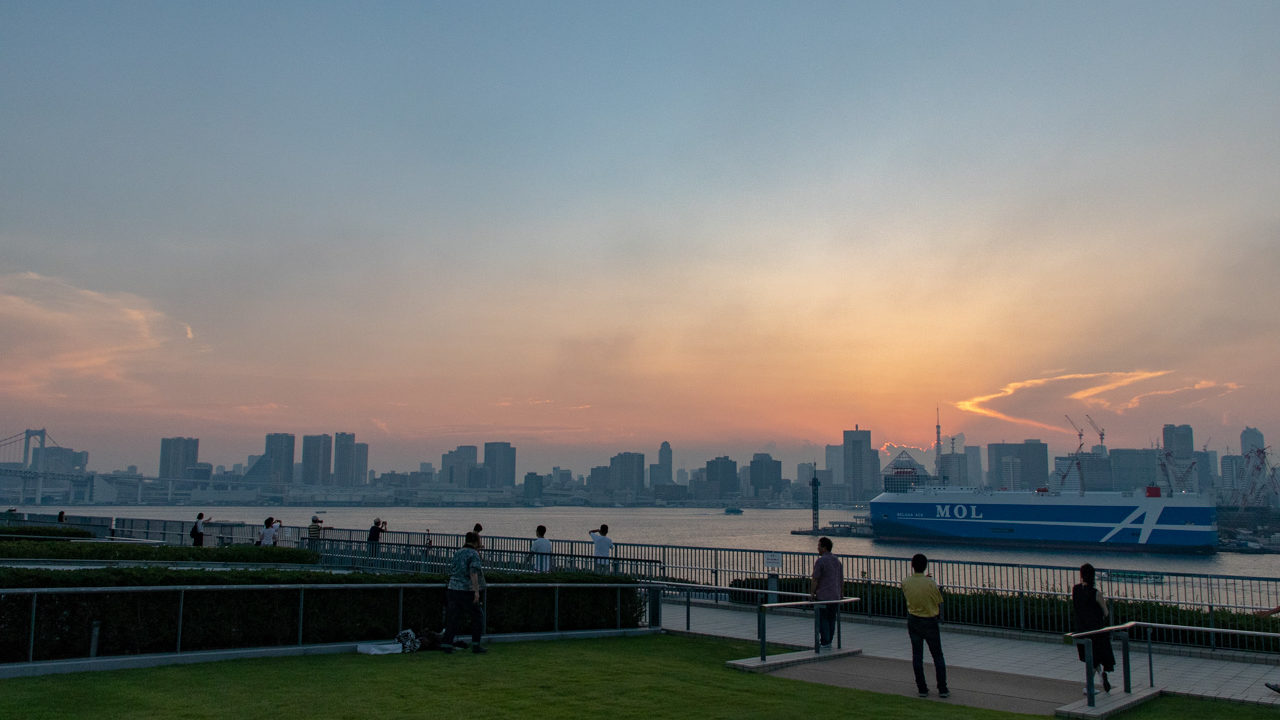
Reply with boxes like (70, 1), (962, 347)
(955, 370), (1244, 435)
(0, 272), (194, 404)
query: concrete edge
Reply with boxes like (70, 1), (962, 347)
(1055, 685), (1164, 719)
(662, 598), (1280, 665)
(0, 627), (662, 679)
(726, 647), (862, 673)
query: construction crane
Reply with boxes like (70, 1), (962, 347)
(1065, 415), (1085, 447)
(1085, 415), (1105, 448)
(1058, 416), (1086, 494)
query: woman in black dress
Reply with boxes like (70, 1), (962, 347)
(1072, 563), (1115, 692)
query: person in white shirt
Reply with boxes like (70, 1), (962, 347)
(589, 524), (613, 572)
(529, 525), (553, 572)
(258, 517), (276, 547)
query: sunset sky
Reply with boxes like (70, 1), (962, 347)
(3, 1), (1279, 477)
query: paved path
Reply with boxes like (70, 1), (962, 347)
(663, 601), (1280, 715)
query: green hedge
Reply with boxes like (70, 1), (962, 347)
(0, 541), (319, 564)
(0, 526), (95, 540)
(0, 568), (645, 663)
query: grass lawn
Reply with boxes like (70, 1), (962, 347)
(0, 634), (1270, 720)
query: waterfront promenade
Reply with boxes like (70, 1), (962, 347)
(665, 600), (1280, 716)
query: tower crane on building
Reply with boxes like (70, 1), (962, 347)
(1058, 416), (1086, 494)
(1065, 415), (1085, 447)
(1085, 415), (1105, 448)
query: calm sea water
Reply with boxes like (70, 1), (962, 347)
(24, 504), (1280, 578)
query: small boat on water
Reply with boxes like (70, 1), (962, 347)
(1098, 570), (1165, 584)
(724, 507), (743, 515)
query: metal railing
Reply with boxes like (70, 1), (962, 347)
(757, 597), (859, 661)
(11, 511), (1280, 651)
(1, 581), (655, 665)
(1067, 621), (1280, 707)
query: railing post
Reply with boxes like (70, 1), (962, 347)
(28, 593), (37, 662)
(648, 585), (661, 628)
(836, 601), (842, 649)
(89, 620), (101, 658)
(1152, 622), (1162, 681)
(758, 604), (767, 662)
(813, 604), (820, 653)
(176, 589), (185, 652)
(398, 588), (404, 630)
(554, 586), (560, 633)
(1119, 633), (1131, 693)
(298, 588), (305, 645)
(1081, 639), (1096, 707)
(1208, 603), (1216, 650)
(686, 590), (691, 631)
(616, 587), (621, 629)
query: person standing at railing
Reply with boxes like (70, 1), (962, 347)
(809, 536), (843, 651)
(257, 517), (276, 547)
(368, 518), (385, 557)
(529, 525), (552, 572)
(1072, 563), (1114, 694)
(589, 524), (612, 573)
(192, 512), (212, 547)
(307, 515), (323, 550)
(902, 553), (949, 699)
(443, 530), (487, 654)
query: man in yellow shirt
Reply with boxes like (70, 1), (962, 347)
(901, 553), (948, 698)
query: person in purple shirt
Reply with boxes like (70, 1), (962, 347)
(809, 536), (844, 650)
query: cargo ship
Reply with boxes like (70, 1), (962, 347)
(868, 485), (1218, 553)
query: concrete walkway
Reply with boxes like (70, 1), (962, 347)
(663, 601), (1280, 716)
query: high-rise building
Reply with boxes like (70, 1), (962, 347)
(825, 444), (843, 487)
(650, 441), (674, 485)
(842, 427), (879, 500)
(333, 432), (356, 486)
(986, 440), (1049, 490)
(354, 442), (369, 485)
(1110, 448), (1162, 491)
(1242, 427), (1265, 456)
(484, 442), (516, 488)
(964, 446), (983, 487)
(301, 434), (332, 486)
(749, 453), (783, 498)
(441, 445), (478, 486)
(703, 456), (737, 500)
(610, 452), (645, 495)
(259, 433), (295, 491)
(159, 437), (199, 480)
(1162, 424), (1195, 459)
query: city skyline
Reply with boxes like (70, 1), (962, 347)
(3, 3), (1279, 478)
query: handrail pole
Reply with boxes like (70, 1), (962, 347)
(758, 604), (767, 662)
(1083, 639), (1096, 707)
(176, 589), (185, 652)
(1119, 633), (1131, 693)
(813, 603), (820, 653)
(298, 588), (305, 645)
(1152, 625), (1162, 686)
(28, 593), (37, 662)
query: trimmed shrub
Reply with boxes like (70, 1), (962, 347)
(0, 541), (318, 564)
(0, 527), (95, 540)
(0, 568), (645, 663)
